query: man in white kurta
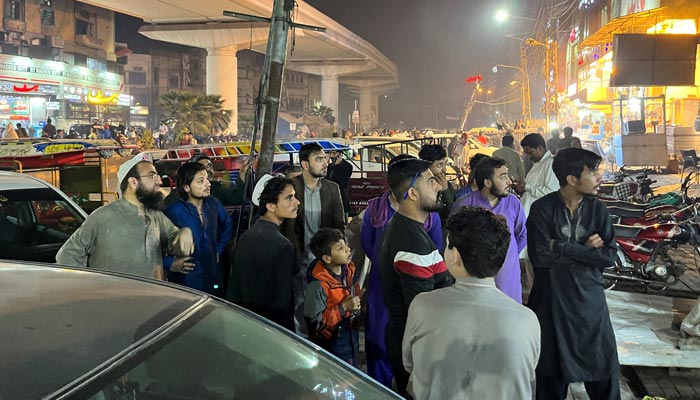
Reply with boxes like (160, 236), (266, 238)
(402, 207), (540, 400)
(518, 133), (560, 216)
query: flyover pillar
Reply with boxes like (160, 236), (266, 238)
(321, 75), (340, 123)
(287, 61), (377, 130)
(206, 46), (238, 134)
(359, 86), (372, 132)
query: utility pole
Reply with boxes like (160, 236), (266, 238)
(223, 2), (325, 178)
(519, 44), (532, 125)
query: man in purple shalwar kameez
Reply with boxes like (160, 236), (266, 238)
(452, 157), (526, 303)
(361, 190), (442, 387)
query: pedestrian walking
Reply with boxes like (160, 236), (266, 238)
(527, 148), (620, 400)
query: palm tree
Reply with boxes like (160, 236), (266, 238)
(160, 92), (232, 142)
(310, 104), (336, 136)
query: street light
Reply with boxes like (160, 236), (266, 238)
(494, 64), (531, 125)
(495, 9), (537, 22)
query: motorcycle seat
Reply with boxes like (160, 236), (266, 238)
(613, 224), (641, 238)
(600, 199), (647, 210)
(607, 206), (645, 218)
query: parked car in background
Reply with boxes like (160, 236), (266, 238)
(0, 261), (400, 399)
(0, 171), (87, 262)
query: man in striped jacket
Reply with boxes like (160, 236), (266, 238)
(378, 157), (455, 396)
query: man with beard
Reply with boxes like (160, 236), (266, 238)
(527, 148), (619, 400)
(377, 157), (455, 396)
(229, 175), (300, 330)
(57, 153), (194, 279)
(418, 144), (456, 226)
(282, 143), (345, 335)
(451, 157), (527, 303)
(163, 162), (232, 296)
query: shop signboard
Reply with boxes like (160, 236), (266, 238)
(0, 99), (10, 112)
(12, 99), (28, 114)
(0, 54), (123, 91)
(614, 0), (661, 18)
(46, 101), (60, 110)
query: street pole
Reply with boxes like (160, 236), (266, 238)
(255, 0), (293, 178)
(435, 105), (438, 130)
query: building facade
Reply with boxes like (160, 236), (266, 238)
(559, 0), (699, 138)
(0, 0), (130, 134)
(125, 48), (324, 134)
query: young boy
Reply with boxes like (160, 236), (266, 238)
(304, 228), (362, 366)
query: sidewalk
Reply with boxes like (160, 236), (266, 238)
(610, 173), (700, 399)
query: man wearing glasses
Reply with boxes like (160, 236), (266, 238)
(282, 143), (345, 336)
(377, 157), (454, 396)
(57, 153), (194, 279)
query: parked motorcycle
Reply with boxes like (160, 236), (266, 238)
(606, 216), (700, 291)
(599, 167), (656, 202)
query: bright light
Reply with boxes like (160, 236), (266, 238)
(548, 121), (559, 129)
(495, 9), (509, 22)
(509, 81), (519, 85)
(647, 19), (697, 35)
(487, 89), (493, 94)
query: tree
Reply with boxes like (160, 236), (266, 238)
(310, 104), (336, 136)
(160, 92), (233, 142)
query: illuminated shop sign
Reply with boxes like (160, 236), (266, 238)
(0, 80), (57, 95)
(12, 99), (28, 114)
(0, 54), (123, 89)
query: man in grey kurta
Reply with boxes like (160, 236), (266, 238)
(403, 207), (540, 400)
(57, 154), (193, 278)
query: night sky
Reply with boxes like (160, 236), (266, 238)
(116, 1), (528, 129)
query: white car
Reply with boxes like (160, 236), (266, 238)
(0, 171), (87, 262)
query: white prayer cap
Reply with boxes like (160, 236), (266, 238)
(117, 152), (154, 193)
(251, 174), (274, 206)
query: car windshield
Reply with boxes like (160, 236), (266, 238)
(77, 301), (396, 400)
(0, 187), (85, 262)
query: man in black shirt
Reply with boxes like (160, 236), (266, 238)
(228, 175), (300, 330)
(527, 148), (619, 400)
(377, 157), (454, 396)
(326, 150), (353, 220)
(42, 118), (57, 138)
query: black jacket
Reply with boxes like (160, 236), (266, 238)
(228, 219), (294, 330)
(527, 192), (619, 382)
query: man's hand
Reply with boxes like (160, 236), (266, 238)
(585, 234), (604, 248)
(239, 159), (252, 183)
(172, 227), (194, 256)
(171, 257), (195, 274)
(341, 295), (361, 312)
(434, 172), (449, 191)
(513, 180), (525, 194)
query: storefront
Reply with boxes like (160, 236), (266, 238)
(0, 54), (129, 135)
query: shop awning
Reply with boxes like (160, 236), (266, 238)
(579, 7), (669, 48)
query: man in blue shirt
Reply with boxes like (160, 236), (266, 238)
(164, 162), (232, 296)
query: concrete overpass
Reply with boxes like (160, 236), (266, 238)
(78, 0), (399, 132)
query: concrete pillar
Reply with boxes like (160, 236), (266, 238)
(206, 46), (238, 134)
(360, 86), (372, 132)
(371, 94), (379, 128)
(321, 75), (339, 122)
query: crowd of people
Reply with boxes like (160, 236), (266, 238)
(54, 128), (620, 400)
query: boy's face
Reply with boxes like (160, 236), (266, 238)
(324, 239), (352, 266)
